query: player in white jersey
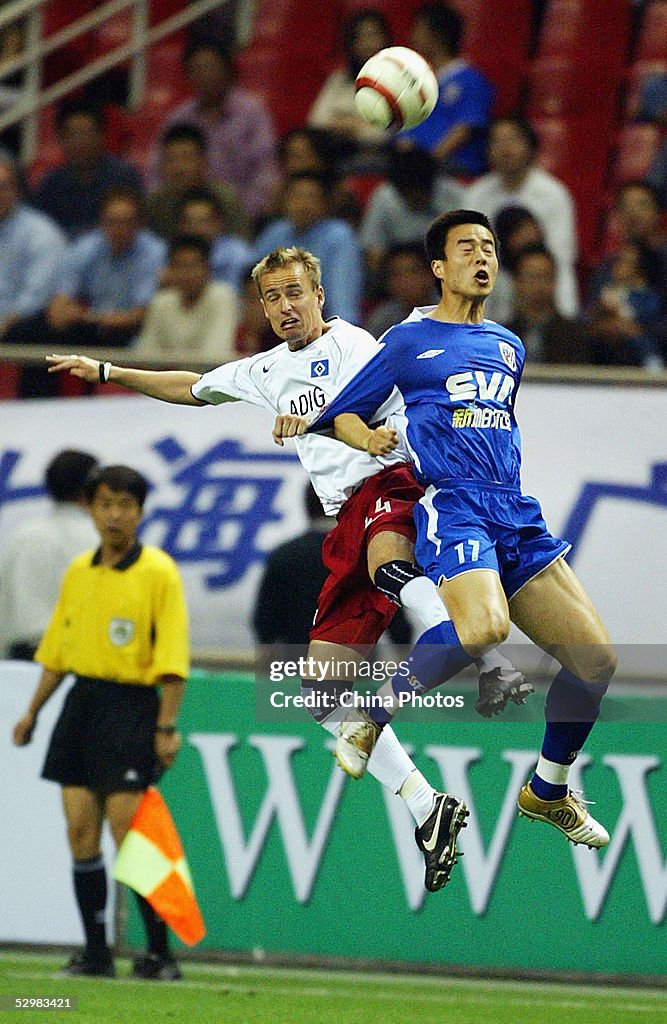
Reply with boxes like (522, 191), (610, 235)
(47, 246), (523, 891)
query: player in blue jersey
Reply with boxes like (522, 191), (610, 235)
(302, 210), (616, 849)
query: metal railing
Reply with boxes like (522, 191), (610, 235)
(0, 0), (231, 163)
(2, 346), (667, 388)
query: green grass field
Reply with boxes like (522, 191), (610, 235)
(0, 953), (665, 1024)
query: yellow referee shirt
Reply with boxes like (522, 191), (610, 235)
(36, 544), (189, 685)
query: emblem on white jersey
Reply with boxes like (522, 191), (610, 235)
(109, 617), (135, 647)
(417, 349), (446, 359)
(310, 359), (329, 378)
(498, 342), (517, 371)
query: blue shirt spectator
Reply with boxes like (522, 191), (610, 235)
(34, 99), (143, 239)
(60, 228), (166, 312)
(0, 153), (66, 335)
(403, 3), (494, 177)
(253, 172), (363, 324)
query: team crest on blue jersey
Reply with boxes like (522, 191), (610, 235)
(498, 342), (517, 371)
(310, 359), (329, 378)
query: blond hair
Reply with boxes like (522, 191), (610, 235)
(251, 247), (322, 296)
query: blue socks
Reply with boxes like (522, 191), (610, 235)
(369, 620), (473, 725)
(531, 668), (609, 800)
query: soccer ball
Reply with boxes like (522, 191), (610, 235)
(354, 46), (439, 132)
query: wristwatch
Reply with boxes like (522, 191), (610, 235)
(155, 724), (177, 735)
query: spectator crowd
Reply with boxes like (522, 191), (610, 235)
(1, 1), (666, 398)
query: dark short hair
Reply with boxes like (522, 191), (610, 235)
(514, 243), (556, 275)
(160, 123), (207, 152)
(387, 241), (432, 269)
(182, 36), (235, 70)
(278, 125), (338, 168)
(616, 179), (663, 210)
(388, 146), (438, 194)
(286, 170), (333, 193)
(177, 186), (225, 220)
(490, 114), (539, 155)
(100, 185), (145, 218)
(425, 209), (498, 263)
(169, 232), (212, 262)
(46, 450), (98, 503)
(84, 465), (149, 508)
(494, 204), (541, 269)
(343, 8), (392, 74)
(414, 3), (464, 56)
(56, 97), (104, 133)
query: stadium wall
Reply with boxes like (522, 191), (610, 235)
(3, 664), (665, 979)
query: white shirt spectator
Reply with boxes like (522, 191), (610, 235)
(134, 282), (238, 363)
(466, 166), (579, 316)
(0, 504), (98, 657)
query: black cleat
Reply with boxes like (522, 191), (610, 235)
(414, 793), (469, 892)
(475, 667), (534, 718)
(132, 953), (182, 981)
(62, 950), (115, 978)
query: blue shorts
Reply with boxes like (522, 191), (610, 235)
(414, 482), (571, 600)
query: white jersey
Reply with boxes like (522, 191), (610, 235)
(192, 317), (410, 515)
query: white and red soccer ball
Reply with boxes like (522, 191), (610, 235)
(354, 46), (439, 132)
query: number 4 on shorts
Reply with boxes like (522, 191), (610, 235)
(455, 539), (480, 564)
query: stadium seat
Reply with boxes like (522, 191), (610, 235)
(538, 0), (632, 67)
(533, 115), (611, 261)
(526, 57), (622, 120)
(236, 0), (338, 134)
(634, 1), (667, 62)
(610, 123), (664, 184)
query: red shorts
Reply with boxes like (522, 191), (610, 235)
(310, 463), (424, 651)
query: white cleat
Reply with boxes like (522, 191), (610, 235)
(335, 709), (382, 779)
(517, 784), (610, 848)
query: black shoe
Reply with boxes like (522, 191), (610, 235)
(62, 950), (115, 977)
(132, 953), (182, 981)
(475, 667), (535, 718)
(414, 793), (469, 892)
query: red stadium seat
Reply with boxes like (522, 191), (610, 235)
(610, 123), (664, 184)
(236, 0), (338, 135)
(526, 57), (622, 121)
(538, 0), (632, 67)
(533, 115), (611, 261)
(634, 1), (667, 61)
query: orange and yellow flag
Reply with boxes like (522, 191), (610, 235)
(113, 787), (206, 946)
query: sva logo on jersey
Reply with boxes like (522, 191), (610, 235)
(310, 359), (329, 378)
(498, 342), (517, 371)
(445, 370), (515, 404)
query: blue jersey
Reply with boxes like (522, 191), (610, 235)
(312, 316), (525, 490)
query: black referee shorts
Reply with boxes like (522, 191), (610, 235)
(42, 676), (161, 792)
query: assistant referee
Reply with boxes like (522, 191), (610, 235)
(13, 465), (189, 981)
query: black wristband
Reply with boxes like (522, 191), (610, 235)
(155, 724), (176, 735)
(99, 361), (111, 383)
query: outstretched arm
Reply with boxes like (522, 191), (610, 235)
(45, 353), (234, 406)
